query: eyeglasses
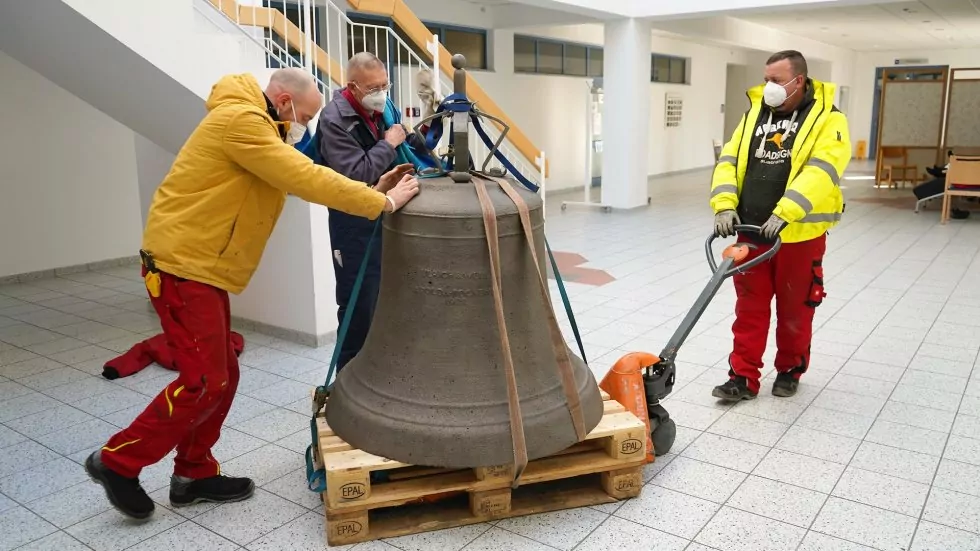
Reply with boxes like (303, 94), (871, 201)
(354, 82), (390, 95)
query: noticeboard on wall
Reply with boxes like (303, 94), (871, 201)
(665, 93), (683, 128)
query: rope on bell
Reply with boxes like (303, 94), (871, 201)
(473, 178), (529, 489)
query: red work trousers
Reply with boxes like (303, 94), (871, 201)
(100, 269), (240, 480)
(728, 232), (827, 393)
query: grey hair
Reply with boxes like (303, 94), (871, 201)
(268, 67), (316, 94)
(347, 52), (385, 76)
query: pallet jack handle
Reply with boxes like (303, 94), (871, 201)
(656, 225), (781, 367)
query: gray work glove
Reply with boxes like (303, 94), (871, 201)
(714, 210), (739, 238)
(760, 213), (788, 241)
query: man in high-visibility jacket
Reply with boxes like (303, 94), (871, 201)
(710, 50), (850, 401)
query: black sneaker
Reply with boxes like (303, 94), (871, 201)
(711, 377), (758, 402)
(772, 372), (799, 397)
(85, 452), (155, 520)
(170, 475), (255, 507)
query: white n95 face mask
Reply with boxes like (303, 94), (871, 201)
(278, 100), (307, 145)
(285, 121), (307, 145)
(361, 91), (387, 113)
(763, 81), (789, 108)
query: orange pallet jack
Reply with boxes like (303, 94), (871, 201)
(599, 225), (781, 460)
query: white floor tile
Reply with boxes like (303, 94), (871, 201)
(831, 466), (930, 517)
(752, 448), (845, 494)
(922, 487), (980, 535)
(704, 410), (789, 447)
(615, 484), (718, 539)
(910, 520), (980, 551)
(774, 425), (860, 464)
(193, 488), (307, 546)
(933, 459), (980, 497)
(459, 526), (555, 551)
(797, 531), (876, 551)
(812, 497), (917, 551)
(727, 475), (826, 528)
(25, 479), (112, 528)
(0, 505), (58, 551)
(850, 441), (940, 485)
(865, 419), (948, 456)
(695, 506), (805, 551)
(13, 531), (92, 551)
(680, 433), (770, 473)
(66, 507), (185, 551)
(575, 516), (687, 551)
(651, 456), (746, 503)
(494, 507), (607, 551)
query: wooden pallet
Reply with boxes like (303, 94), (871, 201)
(312, 390), (649, 546)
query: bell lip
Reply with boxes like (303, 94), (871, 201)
(325, 374), (606, 468)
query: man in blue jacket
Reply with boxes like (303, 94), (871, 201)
(317, 52), (428, 368)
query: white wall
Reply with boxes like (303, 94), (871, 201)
(0, 50), (143, 277)
(849, 48), (980, 153)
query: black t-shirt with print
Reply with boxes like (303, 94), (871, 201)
(737, 85), (816, 227)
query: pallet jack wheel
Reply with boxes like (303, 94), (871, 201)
(650, 417), (676, 456)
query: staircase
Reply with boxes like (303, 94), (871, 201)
(202, 0), (546, 192)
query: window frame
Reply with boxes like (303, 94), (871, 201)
(513, 34), (604, 78)
(651, 53), (690, 85)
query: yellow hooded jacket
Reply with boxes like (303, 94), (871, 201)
(710, 79), (850, 243)
(141, 73), (387, 294)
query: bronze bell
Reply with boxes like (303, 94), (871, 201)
(324, 54), (605, 479)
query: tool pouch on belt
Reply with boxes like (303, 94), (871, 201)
(140, 249), (162, 298)
(805, 259), (825, 307)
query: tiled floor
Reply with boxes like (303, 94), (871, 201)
(4, 164), (980, 550)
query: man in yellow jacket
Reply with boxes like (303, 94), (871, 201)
(85, 68), (420, 519)
(710, 50), (849, 402)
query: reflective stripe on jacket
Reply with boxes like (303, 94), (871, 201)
(710, 79), (850, 244)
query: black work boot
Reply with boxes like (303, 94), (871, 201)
(711, 377), (758, 402)
(85, 451), (155, 520)
(170, 474), (255, 507)
(772, 372), (799, 397)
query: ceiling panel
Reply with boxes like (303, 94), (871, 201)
(735, 0), (980, 51)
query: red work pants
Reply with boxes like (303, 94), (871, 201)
(728, 232), (827, 393)
(100, 270), (240, 480)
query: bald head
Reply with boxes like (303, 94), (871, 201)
(265, 67), (322, 125)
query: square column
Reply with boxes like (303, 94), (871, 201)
(601, 18), (652, 210)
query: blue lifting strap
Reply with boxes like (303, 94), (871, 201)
(306, 216), (382, 493)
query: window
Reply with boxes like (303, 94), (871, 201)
(651, 54), (689, 85)
(564, 44), (587, 77)
(514, 36), (536, 72)
(514, 35), (603, 77)
(588, 48), (603, 77)
(537, 41), (563, 74)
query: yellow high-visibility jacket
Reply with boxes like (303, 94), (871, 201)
(710, 78), (850, 243)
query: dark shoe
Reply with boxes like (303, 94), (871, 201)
(772, 372), (799, 397)
(711, 377), (758, 402)
(170, 475), (255, 507)
(85, 452), (154, 520)
(926, 166), (945, 178)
